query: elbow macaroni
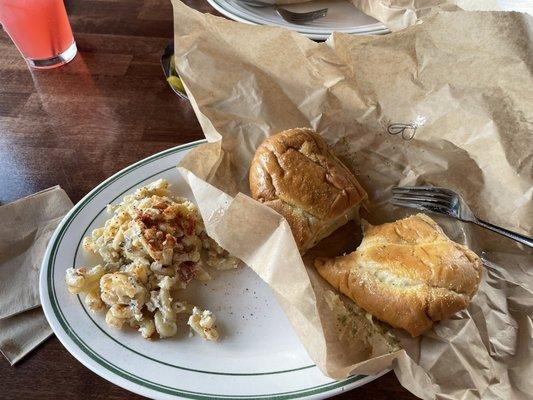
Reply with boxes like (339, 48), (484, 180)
(188, 307), (219, 341)
(65, 179), (239, 340)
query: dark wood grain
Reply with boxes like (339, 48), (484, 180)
(0, 0), (417, 398)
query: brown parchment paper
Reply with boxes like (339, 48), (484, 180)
(171, 2), (533, 398)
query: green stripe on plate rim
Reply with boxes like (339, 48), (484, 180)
(46, 140), (365, 398)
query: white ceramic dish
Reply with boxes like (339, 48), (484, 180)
(39, 140), (388, 400)
(206, 0), (389, 40)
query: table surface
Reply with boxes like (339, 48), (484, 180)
(0, 0), (418, 399)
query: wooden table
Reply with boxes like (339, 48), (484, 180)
(0, 1), (417, 398)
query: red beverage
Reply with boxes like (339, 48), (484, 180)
(0, 0), (76, 68)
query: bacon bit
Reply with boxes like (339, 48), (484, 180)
(137, 212), (155, 228)
(181, 218), (196, 236)
(143, 228), (165, 251)
(143, 228), (157, 241)
(186, 223), (195, 236)
(163, 234), (177, 248)
(153, 202), (169, 210)
(171, 212), (196, 236)
(178, 261), (197, 284)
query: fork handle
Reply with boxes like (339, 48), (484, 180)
(474, 219), (533, 248)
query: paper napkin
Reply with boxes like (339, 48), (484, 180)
(0, 186), (72, 364)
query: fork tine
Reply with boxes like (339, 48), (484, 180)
(284, 13), (323, 21)
(301, 9), (327, 18)
(290, 13), (321, 20)
(391, 199), (451, 216)
(392, 186), (455, 198)
(276, 7), (327, 23)
(392, 187), (454, 201)
(391, 193), (453, 207)
(392, 185), (452, 192)
(291, 8), (326, 16)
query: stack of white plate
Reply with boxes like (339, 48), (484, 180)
(206, 0), (389, 40)
(206, 0), (532, 41)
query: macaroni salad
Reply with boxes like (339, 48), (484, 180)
(65, 179), (239, 340)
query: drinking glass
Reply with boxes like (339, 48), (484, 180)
(0, 0), (77, 69)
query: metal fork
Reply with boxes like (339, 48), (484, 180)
(391, 186), (533, 248)
(275, 6), (328, 23)
(235, 0), (328, 22)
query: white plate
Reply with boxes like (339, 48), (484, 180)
(39, 140), (388, 400)
(206, 0), (389, 40)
